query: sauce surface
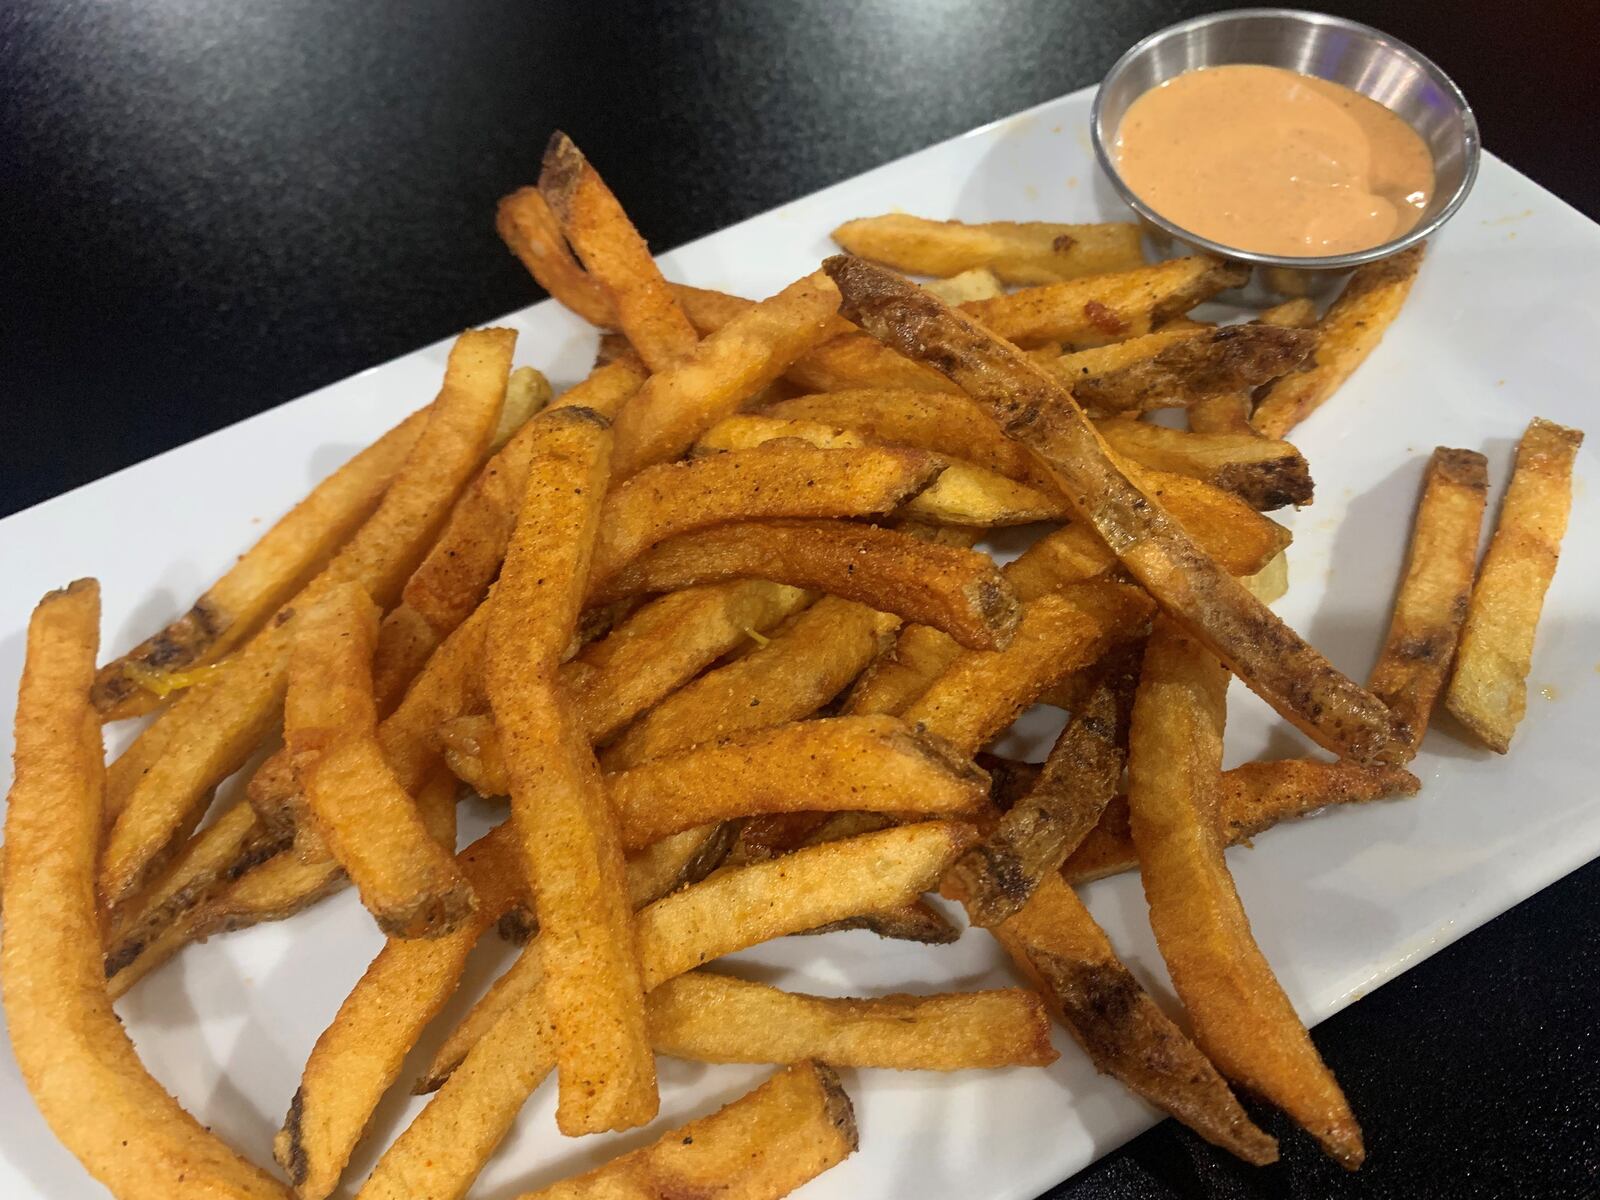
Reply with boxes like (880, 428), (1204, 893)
(1114, 64), (1434, 257)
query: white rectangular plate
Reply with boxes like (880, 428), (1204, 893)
(1, 86), (1597, 1200)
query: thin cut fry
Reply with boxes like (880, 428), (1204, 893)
(506, 1061), (857, 1200)
(92, 406), (431, 720)
(2, 579), (290, 1199)
(486, 405), (656, 1133)
(1252, 246), (1424, 437)
(833, 213), (1144, 284)
(648, 972), (1055, 1070)
(1062, 758), (1420, 885)
(540, 132), (698, 370)
(1445, 418), (1583, 752)
(1128, 619), (1363, 1167)
(1070, 325), (1315, 415)
(1369, 448), (1489, 759)
(100, 327), (512, 905)
(1096, 419), (1313, 510)
(589, 519), (1020, 652)
(287, 583), (475, 937)
(826, 254), (1400, 763)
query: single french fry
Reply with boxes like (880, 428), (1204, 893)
(922, 266), (1006, 303)
(1260, 296), (1319, 329)
(959, 256), (1249, 347)
(1253, 246), (1424, 437)
(540, 132), (698, 370)
(1446, 419), (1583, 752)
(994, 875), (1278, 1165)
(287, 583), (475, 937)
(833, 213), (1144, 284)
(506, 1061), (857, 1200)
(1096, 419), (1314, 510)
(361, 822), (972, 1200)
(3, 580), (291, 1200)
(590, 442), (943, 585)
(1070, 325), (1315, 415)
(784, 330), (961, 394)
(100, 328), (512, 906)
(496, 186), (616, 327)
(1045, 326), (1211, 384)
(1368, 448), (1490, 759)
(274, 826), (526, 1200)
(826, 254), (1400, 763)
(1128, 619), (1363, 1167)
(486, 406), (656, 1134)
(941, 648), (1139, 927)
(92, 405), (432, 721)
(589, 519), (1019, 652)
(648, 972), (1055, 1070)
(609, 272), (844, 474)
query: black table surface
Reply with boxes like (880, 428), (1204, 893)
(3, 2), (1596, 1196)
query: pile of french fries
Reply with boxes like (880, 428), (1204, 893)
(2, 130), (1584, 1200)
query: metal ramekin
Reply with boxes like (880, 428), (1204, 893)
(1091, 8), (1481, 295)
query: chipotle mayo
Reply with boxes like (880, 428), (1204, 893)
(1114, 64), (1434, 257)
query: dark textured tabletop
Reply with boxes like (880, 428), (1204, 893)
(2, 2), (1596, 1196)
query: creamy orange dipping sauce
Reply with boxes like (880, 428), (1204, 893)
(1114, 64), (1434, 257)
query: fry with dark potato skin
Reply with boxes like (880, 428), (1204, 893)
(825, 253), (1401, 764)
(1253, 246), (1424, 437)
(540, 132), (698, 371)
(3, 580), (291, 1200)
(589, 519), (1020, 652)
(1096, 419), (1314, 511)
(486, 405), (657, 1134)
(1128, 619), (1363, 1168)
(1369, 448), (1489, 759)
(505, 1061), (857, 1200)
(1446, 418), (1583, 752)
(833, 213), (1144, 284)
(1071, 324), (1316, 415)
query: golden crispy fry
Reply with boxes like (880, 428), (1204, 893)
(540, 132), (698, 370)
(507, 1061), (857, 1200)
(786, 330), (961, 394)
(1070, 325), (1315, 415)
(922, 266), (1006, 303)
(1446, 419), (1583, 752)
(1062, 759), (1420, 885)
(373, 361), (645, 708)
(92, 406), (431, 721)
(274, 827), (525, 1200)
(941, 648), (1139, 927)
(287, 583), (474, 937)
(1187, 391), (1253, 435)
(609, 272), (843, 473)
(591, 443), (942, 584)
(1096, 419), (1313, 510)
(604, 596), (900, 769)
(900, 583), (1155, 754)
(833, 213), (1144, 284)
(494, 365), (553, 446)
(101, 328), (512, 906)
(496, 186), (616, 326)
(1368, 448), (1489, 758)
(648, 971), (1056, 1069)
(362, 823), (972, 1199)
(2, 580), (290, 1199)
(486, 406), (656, 1133)
(1128, 620), (1362, 1167)
(994, 875), (1278, 1165)
(960, 256), (1248, 348)
(1260, 297), (1319, 329)
(1253, 246), (1424, 437)
(589, 519), (1019, 651)
(827, 254), (1399, 763)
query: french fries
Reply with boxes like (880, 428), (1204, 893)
(3, 580), (290, 1199)
(286, 583), (475, 937)
(1253, 246), (1424, 437)
(589, 519), (1020, 652)
(540, 132), (698, 370)
(825, 255), (1401, 764)
(833, 213), (1144, 283)
(1070, 324), (1315, 415)
(648, 972), (1055, 1070)
(1096, 419), (1314, 510)
(922, 266), (1006, 303)
(506, 1061), (857, 1200)
(1128, 620), (1363, 1167)
(496, 186), (616, 327)
(486, 405), (657, 1134)
(1446, 418), (1583, 752)
(1368, 448), (1489, 758)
